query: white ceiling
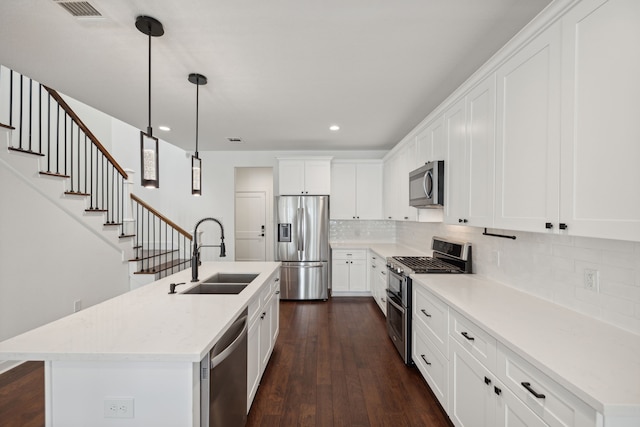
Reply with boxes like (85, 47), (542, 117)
(0, 0), (551, 152)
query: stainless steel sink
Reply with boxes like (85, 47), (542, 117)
(201, 273), (259, 284)
(182, 283), (249, 295)
(181, 273), (259, 295)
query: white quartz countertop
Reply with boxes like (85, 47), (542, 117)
(0, 262), (281, 363)
(330, 242), (429, 259)
(411, 273), (640, 416)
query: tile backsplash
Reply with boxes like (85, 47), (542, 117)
(396, 221), (640, 336)
(329, 220), (396, 243)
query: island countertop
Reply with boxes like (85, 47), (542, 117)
(0, 262), (281, 363)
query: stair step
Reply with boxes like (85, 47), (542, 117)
(64, 191), (90, 197)
(129, 248), (179, 262)
(103, 222), (123, 227)
(119, 234), (135, 239)
(85, 208), (107, 213)
(0, 123), (15, 130)
(39, 171), (70, 178)
(8, 146), (44, 156)
(133, 259), (190, 275)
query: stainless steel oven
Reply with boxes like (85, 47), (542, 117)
(386, 265), (412, 365)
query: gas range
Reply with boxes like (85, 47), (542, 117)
(386, 237), (472, 276)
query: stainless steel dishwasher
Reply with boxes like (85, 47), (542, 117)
(200, 309), (248, 427)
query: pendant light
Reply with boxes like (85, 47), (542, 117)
(136, 15), (164, 188)
(188, 73), (207, 196)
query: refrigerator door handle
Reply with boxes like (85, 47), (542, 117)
(297, 207), (305, 252)
(281, 262), (324, 268)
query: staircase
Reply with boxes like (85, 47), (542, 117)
(0, 66), (192, 289)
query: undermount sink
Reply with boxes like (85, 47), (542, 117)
(181, 273), (259, 295)
(182, 283), (249, 295)
(201, 273), (259, 284)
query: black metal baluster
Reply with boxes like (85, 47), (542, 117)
(69, 121), (74, 191)
(56, 105), (60, 174)
(84, 136), (88, 194)
(38, 84), (42, 153)
(146, 208), (150, 272)
(46, 93), (51, 172)
(9, 70), (13, 128)
(28, 78), (32, 152)
(18, 74), (23, 149)
(64, 112), (68, 176)
(89, 142), (94, 209)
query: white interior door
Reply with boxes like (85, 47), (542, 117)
(235, 192), (266, 261)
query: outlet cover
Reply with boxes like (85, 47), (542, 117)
(583, 269), (599, 292)
(104, 398), (134, 418)
(73, 300), (82, 313)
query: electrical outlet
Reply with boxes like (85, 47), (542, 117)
(492, 250), (501, 267)
(583, 269), (599, 292)
(104, 398), (134, 418)
(73, 300), (82, 313)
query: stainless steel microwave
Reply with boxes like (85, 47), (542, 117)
(409, 160), (444, 208)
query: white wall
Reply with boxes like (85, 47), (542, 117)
(0, 139), (129, 344)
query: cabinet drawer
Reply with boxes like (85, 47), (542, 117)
(413, 326), (448, 412)
(450, 309), (497, 371)
(496, 344), (596, 427)
(332, 249), (367, 260)
(413, 284), (449, 357)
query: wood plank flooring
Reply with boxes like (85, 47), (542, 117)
(0, 298), (450, 427)
(247, 298), (451, 427)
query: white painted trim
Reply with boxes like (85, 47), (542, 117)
(0, 360), (21, 375)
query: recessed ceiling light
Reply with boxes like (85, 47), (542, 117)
(329, 125), (340, 131)
(158, 125), (171, 132)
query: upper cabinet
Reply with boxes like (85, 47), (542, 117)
(493, 21), (562, 234)
(383, 140), (418, 221)
(331, 161), (383, 220)
(416, 115), (445, 167)
(444, 74), (496, 228)
(559, 0), (640, 241)
(278, 158), (331, 195)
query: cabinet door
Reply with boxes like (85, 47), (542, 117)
(494, 22), (561, 233)
(449, 339), (496, 427)
(355, 163), (383, 220)
(444, 97), (467, 224)
(259, 296), (273, 373)
(330, 163), (357, 219)
(399, 140), (418, 221)
(304, 160), (331, 195)
(496, 383), (549, 427)
(271, 281), (280, 345)
(247, 317), (261, 411)
(279, 160), (305, 195)
(465, 75), (496, 227)
(560, 0), (640, 241)
(331, 258), (350, 292)
(383, 153), (400, 220)
(348, 259), (368, 291)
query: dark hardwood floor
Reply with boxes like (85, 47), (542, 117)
(0, 298), (450, 427)
(247, 298), (451, 427)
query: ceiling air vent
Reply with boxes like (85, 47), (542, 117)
(227, 137), (245, 144)
(54, 1), (102, 17)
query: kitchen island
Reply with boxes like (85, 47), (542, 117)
(0, 261), (281, 427)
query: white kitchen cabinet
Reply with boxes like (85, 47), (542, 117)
(383, 141), (418, 221)
(247, 274), (280, 411)
(449, 338), (497, 427)
(278, 158), (331, 195)
(330, 161), (383, 220)
(559, 0), (640, 241)
(445, 75), (496, 227)
(493, 21), (562, 234)
(331, 250), (368, 295)
(416, 114), (445, 167)
(369, 251), (387, 315)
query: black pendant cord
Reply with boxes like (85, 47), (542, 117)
(147, 29), (152, 137)
(483, 228), (516, 240)
(195, 82), (199, 157)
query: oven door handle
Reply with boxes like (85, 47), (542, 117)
(386, 290), (405, 313)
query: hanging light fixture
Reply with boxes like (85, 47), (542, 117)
(136, 15), (164, 188)
(188, 73), (207, 196)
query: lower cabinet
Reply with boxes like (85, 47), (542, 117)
(247, 274), (280, 412)
(369, 250), (387, 314)
(412, 280), (599, 427)
(331, 250), (368, 295)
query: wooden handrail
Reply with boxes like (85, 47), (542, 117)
(130, 193), (192, 240)
(43, 86), (128, 179)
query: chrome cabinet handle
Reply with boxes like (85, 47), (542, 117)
(420, 354), (431, 366)
(521, 382), (545, 399)
(421, 309), (431, 318)
(461, 331), (475, 341)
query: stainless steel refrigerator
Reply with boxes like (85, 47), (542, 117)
(275, 195), (329, 300)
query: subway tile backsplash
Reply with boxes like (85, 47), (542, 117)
(330, 220), (396, 242)
(395, 222), (640, 336)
